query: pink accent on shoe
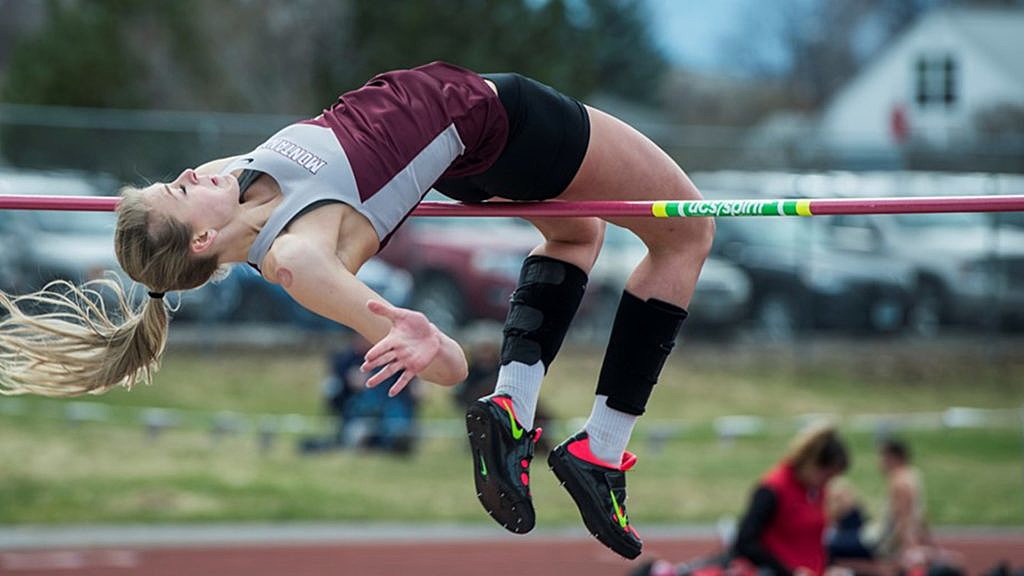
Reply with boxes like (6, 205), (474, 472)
(533, 427), (543, 444)
(491, 395), (516, 416)
(520, 473), (530, 486)
(566, 436), (638, 471)
(620, 452), (637, 471)
(521, 459), (529, 468)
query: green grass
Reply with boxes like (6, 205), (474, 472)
(1, 340), (1022, 526)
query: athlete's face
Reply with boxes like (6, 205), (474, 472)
(143, 168), (239, 238)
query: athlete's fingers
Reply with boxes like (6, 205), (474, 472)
(388, 370), (416, 398)
(367, 299), (404, 322)
(360, 351), (396, 372)
(363, 337), (395, 364)
(365, 360), (404, 389)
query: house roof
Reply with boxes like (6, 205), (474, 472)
(821, 6), (1024, 121)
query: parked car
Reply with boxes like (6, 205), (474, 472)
(823, 212), (1024, 332)
(0, 169), (120, 294)
(377, 214), (541, 332)
(579, 223), (752, 339)
(712, 215), (914, 339)
(695, 170), (1024, 333)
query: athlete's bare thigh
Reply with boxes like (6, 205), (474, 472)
(559, 106), (706, 250)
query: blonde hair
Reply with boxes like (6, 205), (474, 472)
(0, 186), (220, 397)
(783, 421), (850, 474)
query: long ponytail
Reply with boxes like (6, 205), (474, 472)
(0, 185), (219, 397)
(0, 279), (167, 396)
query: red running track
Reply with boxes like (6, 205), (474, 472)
(2, 535), (1022, 576)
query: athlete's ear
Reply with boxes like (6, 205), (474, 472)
(191, 229), (218, 254)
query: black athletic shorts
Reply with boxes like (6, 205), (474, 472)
(434, 73), (591, 203)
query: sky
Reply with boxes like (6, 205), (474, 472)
(645, 0), (751, 71)
(645, 0), (809, 75)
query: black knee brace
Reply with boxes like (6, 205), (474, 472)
(500, 255), (588, 371)
(596, 291), (688, 416)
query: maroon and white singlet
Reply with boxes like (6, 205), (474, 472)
(220, 61), (508, 269)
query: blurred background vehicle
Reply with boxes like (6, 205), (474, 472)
(580, 223), (752, 340)
(695, 171), (1024, 334)
(712, 215), (913, 340)
(824, 213), (1024, 333)
(377, 211), (541, 333)
(0, 169), (119, 293)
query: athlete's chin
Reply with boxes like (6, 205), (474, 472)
(221, 174), (240, 198)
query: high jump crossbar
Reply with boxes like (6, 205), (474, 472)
(1, 194), (1024, 217)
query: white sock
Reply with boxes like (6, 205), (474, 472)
(492, 360), (544, 430)
(583, 394), (638, 467)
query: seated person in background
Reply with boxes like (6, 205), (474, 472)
(876, 438), (962, 575)
(453, 321), (504, 411)
(876, 438), (929, 559)
(732, 422), (850, 576)
(827, 478), (874, 561)
(300, 334), (419, 455)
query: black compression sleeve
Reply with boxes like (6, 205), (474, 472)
(732, 486), (792, 576)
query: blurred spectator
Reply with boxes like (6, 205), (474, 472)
(455, 321), (554, 453)
(825, 438), (964, 576)
(876, 438), (929, 558)
(826, 478), (874, 561)
(299, 335), (419, 456)
(626, 423), (850, 576)
(730, 423), (850, 576)
(875, 438), (962, 576)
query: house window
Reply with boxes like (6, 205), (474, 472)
(915, 54), (958, 108)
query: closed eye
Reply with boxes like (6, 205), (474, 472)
(179, 185), (187, 196)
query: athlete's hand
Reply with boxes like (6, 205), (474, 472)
(360, 299), (441, 397)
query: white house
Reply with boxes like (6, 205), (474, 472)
(818, 7), (1024, 159)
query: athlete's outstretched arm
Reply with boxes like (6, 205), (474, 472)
(262, 235), (468, 393)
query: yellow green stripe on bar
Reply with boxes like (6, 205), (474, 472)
(652, 201), (670, 217)
(796, 200), (812, 216)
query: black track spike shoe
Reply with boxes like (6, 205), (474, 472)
(548, 431), (642, 559)
(466, 394), (543, 534)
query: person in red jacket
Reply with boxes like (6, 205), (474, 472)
(732, 423), (850, 576)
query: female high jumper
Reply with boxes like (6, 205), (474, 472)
(0, 61), (713, 559)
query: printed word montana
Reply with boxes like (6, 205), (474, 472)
(260, 139), (328, 174)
